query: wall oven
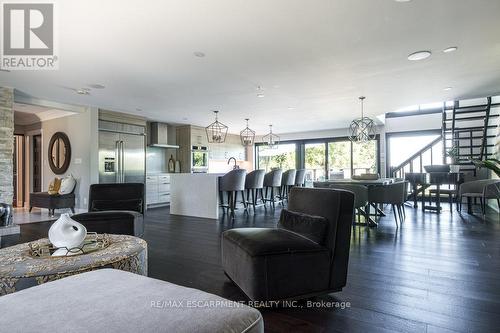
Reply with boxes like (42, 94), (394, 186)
(191, 146), (209, 173)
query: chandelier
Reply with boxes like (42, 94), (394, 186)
(205, 111), (228, 143)
(348, 96), (376, 142)
(240, 118), (255, 146)
(262, 124), (280, 149)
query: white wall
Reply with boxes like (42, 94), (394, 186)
(41, 108), (98, 210)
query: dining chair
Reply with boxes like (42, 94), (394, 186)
(328, 184), (368, 224)
(368, 181), (408, 227)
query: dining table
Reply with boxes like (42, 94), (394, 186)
(314, 178), (396, 227)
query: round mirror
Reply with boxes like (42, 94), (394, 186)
(48, 132), (71, 174)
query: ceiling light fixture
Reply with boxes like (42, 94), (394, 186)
(194, 51), (205, 58)
(205, 111), (228, 143)
(348, 96), (376, 142)
(443, 87), (452, 91)
(407, 51), (432, 61)
(76, 88), (90, 95)
(262, 124), (280, 149)
(240, 118), (256, 146)
(256, 86), (265, 98)
(443, 46), (458, 53)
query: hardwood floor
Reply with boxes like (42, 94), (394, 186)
(2, 203), (499, 333)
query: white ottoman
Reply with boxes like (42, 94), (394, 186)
(0, 269), (263, 333)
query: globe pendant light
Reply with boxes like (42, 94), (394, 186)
(349, 96), (375, 142)
(240, 118), (255, 146)
(205, 110), (228, 143)
(262, 124), (280, 149)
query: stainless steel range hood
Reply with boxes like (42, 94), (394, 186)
(149, 122), (180, 149)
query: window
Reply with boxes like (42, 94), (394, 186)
(328, 141), (351, 179)
(257, 144), (296, 172)
(304, 143), (326, 183)
(353, 140), (378, 175)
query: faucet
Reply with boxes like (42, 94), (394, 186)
(227, 157), (239, 170)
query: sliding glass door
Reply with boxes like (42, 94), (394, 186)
(257, 143), (296, 172)
(328, 141), (351, 179)
(304, 143), (326, 184)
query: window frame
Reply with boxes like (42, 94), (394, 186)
(255, 135), (380, 179)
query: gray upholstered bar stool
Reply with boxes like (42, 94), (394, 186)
(279, 169), (296, 202)
(244, 170), (265, 211)
(294, 169), (306, 187)
(262, 169), (282, 208)
(219, 169), (247, 216)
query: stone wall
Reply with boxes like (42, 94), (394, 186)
(0, 87), (14, 205)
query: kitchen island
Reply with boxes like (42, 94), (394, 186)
(169, 173), (223, 219)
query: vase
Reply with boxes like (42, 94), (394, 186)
(48, 213), (87, 256)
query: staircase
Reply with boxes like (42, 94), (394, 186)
(390, 136), (443, 179)
(442, 97), (500, 175)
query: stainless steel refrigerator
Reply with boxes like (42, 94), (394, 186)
(98, 120), (146, 184)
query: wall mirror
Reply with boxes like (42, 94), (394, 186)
(48, 132), (71, 174)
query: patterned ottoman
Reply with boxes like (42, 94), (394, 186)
(0, 234), (147, 295)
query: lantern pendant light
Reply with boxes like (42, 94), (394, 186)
(348, 96), (376, 142)
(240, 118), (255, 146)
(262, 124), (280, 149)
(205, 110), (228, 143)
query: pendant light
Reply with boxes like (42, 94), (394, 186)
(205, 111), (228, 143)
(262, 124), (280, 149)
(240, 118), (255, 146)
(348, 96), (376, 142)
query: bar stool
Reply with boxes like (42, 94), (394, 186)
(279, 169), (296, 202)
(219, 169), (247, 216)
(262, 169), (282, 208)
(244, 170), (265, 211)
(294, 169), (306, 187)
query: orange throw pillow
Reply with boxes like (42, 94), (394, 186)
(48, 178), (62, 195)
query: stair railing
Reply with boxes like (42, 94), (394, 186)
(390, 136), (443, 179)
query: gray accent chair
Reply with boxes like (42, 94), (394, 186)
(222, 187), (355, 301)
(327, 184), (368, 224)
(294, 169), (306, 186)
(219, 169), (247, 216)
(368, 181), (408, 227)
(458, 179), (500, 215)
(262, 169), (282, 208)
(279, 169), (296, 202)
(244, 170), (265, 210)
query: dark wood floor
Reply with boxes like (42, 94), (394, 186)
(2, 203), (499, 333)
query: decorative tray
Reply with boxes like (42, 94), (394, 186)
(28, 233), (110, 258)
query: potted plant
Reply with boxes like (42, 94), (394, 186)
(446, 145), (460, 173)
(471, 158), (500, 177)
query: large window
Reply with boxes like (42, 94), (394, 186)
(328, 141), (351, 179)
(256, 137), (379, 181)
(305, 143), (326, 183)
(257, 144), (296, 172)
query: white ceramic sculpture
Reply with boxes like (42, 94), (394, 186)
(48, 213), (87, 256)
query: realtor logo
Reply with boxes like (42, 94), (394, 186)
(1, 2), (58, 70)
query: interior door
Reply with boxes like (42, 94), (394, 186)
(99, 131), (120, 183)
(121, 133), (145, 184)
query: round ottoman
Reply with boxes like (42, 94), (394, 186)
(0, 234), (147, 295)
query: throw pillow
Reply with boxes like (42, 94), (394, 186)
(59, 175), (77, 195)
(48, 178), (62, 195)
(277, 209), (328, 244)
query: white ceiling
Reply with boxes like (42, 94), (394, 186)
(1, 0), (500, 134)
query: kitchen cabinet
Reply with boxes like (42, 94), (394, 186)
(146, 173), (171, 206)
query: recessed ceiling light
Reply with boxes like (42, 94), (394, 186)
(394, 0), (411, 2)
(407, 51), (432, 61)
(287, 106), (295, 110)
(76, 88), (90, 95)
(256, 86), (265, 98)
(194, 51), (205, 58)
(88, 83), (105, 89)
(443, 46), (458, 53)
(443, 87), (452, 91)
